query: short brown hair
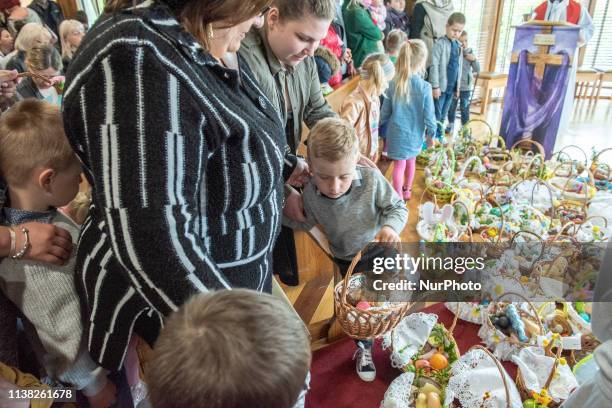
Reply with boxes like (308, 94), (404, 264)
(448, 12), (466, 26)
(106, 0), (272, 49)
(0, 100), (76, 187)
(147, 289), (311, 408)
(307, 117), (359, 162)
(273, 0), (335, 22)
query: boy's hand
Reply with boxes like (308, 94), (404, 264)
(465, 53), (477, 62)
(432, 88), (441, 99)
(87, 379), (117, 408)
(358, 154), (377, 169)
(375, 226), (400, 243)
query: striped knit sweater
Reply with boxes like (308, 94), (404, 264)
(62, 1), (289, 370)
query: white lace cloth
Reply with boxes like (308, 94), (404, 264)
(511, 179), (556, 212)
(381, 313), (438, 369)
(512, 347), (578, 402)
(380, 372), (415, 408)
(443, 348), (523, 408)
(444, 302), (486, 324)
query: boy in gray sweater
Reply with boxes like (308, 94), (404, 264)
(446, 30), (480, 134)
(284, 117), (408, 382)
(0, 100), (115, 407)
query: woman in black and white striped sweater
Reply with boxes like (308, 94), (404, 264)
(62, 0), (295, 370)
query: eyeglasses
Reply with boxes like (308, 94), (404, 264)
(259, 5), (270, 17)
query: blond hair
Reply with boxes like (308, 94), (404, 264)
(307, 117), (359, 162)
(0, 100), (76, 187)
(25, 44), (62, 71)
(14, 22), (51, 52)
(385, 29), (407, 54)
(147, 289), (311, 408)
(360, 53), (392, 97)
(59, 19), (84, 60)
(394, 39), (428, 101)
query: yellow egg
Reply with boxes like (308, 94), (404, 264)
(429, 353), (449, 370)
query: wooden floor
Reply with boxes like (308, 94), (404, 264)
(280, 97), (612, 348)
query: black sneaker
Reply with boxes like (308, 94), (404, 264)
(352, 342), (376, 382)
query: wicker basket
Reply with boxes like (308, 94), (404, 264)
(482, 135), (511, 173)
(590, 147), (612, 184)
(550, 145), (588, 178)
(574, 215), (609, 243)
(459, 118), (494, 144)
(511, 139), (546, 178)
(417, 186), (462, 242)
(510, 178), (556, 219)
(509, 230), (546, 275)
(333, 247), (410, 339)
(425, 147), (457, 204)
(516, 340), (565, 408)
(485, 292), (544, 347)
(448, 345), (514, 408)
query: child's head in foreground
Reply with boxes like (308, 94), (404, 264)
(307, 117), (360, 199)
(0, 99), (81, 209)
(147, 289), (312, 408)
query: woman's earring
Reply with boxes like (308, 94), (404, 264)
(206, 23), (214, 39)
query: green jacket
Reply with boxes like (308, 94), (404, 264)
(342, 0), (383, 68)
(239, 28), (336, 153)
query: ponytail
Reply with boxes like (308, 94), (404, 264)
(360, 53), (393, 97)
(394, 39), (428, 102)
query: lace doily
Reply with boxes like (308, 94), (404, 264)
(511, 179), (555, 212)
(478, 322), (523, 361)
(380, 372), (415, 408)
(443, 348), (523, 408)
(445, 302), (485, 324)
(512, 347), (578, 402)
(382, 313), (438, 369)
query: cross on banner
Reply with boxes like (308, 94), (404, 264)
(509, 25), (573, 80)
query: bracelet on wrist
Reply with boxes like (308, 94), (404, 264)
(11, 227), (30, 259)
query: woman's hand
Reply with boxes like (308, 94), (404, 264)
(287, 158), (310, 188)
(0, 70), (18, 100)
(87, 379), (117, 408)
(283, 187), (306, 223)
(19, 222), (73, 265)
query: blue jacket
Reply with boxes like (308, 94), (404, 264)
(381, 76), (436, 160)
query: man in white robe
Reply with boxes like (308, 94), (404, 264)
(532, 0), (595, 139)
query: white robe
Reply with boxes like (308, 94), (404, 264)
(531, 0), (595, 140)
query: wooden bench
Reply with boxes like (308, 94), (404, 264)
(575, 68), (601, 102)
(475, 72), (508, 115)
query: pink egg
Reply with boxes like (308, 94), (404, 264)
(356, 301), (371, 310)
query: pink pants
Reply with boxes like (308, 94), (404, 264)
(392, 158), (416, 199)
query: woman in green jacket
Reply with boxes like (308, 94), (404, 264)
(342, 0), (384, 68)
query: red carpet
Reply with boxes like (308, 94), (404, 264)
(307, 303), (518, 408)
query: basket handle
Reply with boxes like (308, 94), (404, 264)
(460, 119), (494, 142)
(592, 147), (612, 163)
(511, 139), (545, 158)
(510, 178), (555, 219)
(552, 144), (588, 166)
(469, 345), (512, 408)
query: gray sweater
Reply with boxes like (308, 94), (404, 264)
(0, 211), (106, 394)
(460, 48), (480, 92)
(429, 36), (463, 93)
(285, 167), (408, 260)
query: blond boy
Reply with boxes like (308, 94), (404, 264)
(146, 289), (311, 408)
(284, 117), (408, 381)
(0, 99), (115, 407)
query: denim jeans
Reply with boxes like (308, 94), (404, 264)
(446, 90), (472, 132)
(434, 89), (455, 139)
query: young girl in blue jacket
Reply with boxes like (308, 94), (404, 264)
(381, 39), (436, 200)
